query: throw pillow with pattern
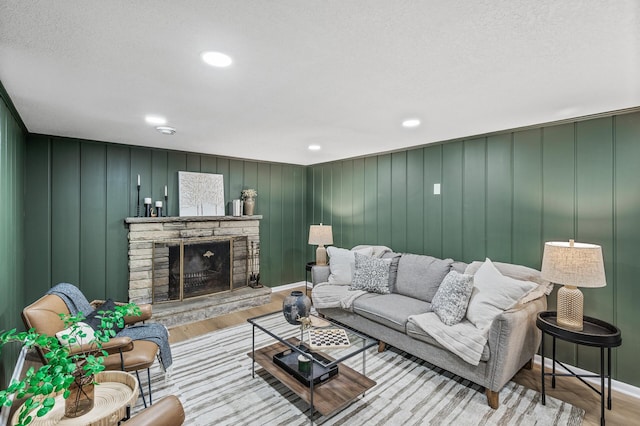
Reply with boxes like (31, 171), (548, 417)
(349, 253), (392, 294)
(431, 270), (474, 326)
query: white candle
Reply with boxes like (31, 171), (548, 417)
(164, 185), (168, 196)
(137, 175), (140, 186)
(144, 197), (152, 204)
(156, 201), (163, 207)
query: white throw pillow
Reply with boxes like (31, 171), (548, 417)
(466, 258), (537, 330)
(55, 322), (96, 349)
(327, 246), (374, 284)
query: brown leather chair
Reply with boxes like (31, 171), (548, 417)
(22, 294), (158, 407)
(123, 395), (185, 426)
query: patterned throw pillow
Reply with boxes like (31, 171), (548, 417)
(349, 253), (392, 294)
(431, 270), (474, 326)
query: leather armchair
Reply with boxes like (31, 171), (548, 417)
(123, 395), (185, 426)
(22, 293), (159, 407)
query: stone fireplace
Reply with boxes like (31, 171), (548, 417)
(124, 216), (270, 327)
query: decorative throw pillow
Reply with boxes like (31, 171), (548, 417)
(431, 271), (474, 326)
(84, 299), (125, 333)
(55, 322), (96, 349)
(349, 253), (392, 294)
(383, 252), (402, 292)
(465, 258), (538, 330)
(327, 246), (374, 284)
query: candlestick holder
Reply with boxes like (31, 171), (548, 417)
(136, 185), (141, 217)
(164, 195), (168, 217)
(144, 198), (152, 217)
(155, 201), (163, 218)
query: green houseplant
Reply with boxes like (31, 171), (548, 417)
(0, 302), (140, 426)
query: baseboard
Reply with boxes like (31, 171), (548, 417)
(534, 354), (640, 400)
(272, 281), (309, 293)
(0, 346), (27, 425)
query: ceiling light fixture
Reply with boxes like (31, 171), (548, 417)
(402, 118), (421, 128)
(145, 115), (167, 125)
(308, 145), (321, 151)
(201, 51), (233, 68)
(156, 126), (176, 135)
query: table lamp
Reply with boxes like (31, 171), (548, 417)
(308, 224), (333, 266)
(540, 239), (606, 331)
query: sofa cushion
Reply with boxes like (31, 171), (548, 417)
(394, 254), (453, 302)
(349, 253), (391, 294)
(465, 258), (538, 330)
(353, 293), (431, 332)
(406, 319), (491, 362)
(327, 246), (374, 284)
(431, 271), (474, 326)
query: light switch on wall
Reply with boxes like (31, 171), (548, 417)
(433, 183), (441, 195)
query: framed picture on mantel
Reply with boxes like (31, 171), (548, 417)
(178, 171), (225, 216)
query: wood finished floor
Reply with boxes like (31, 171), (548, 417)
(169, 285), (640, 426)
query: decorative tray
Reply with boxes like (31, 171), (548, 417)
(273, 345), (338, 387)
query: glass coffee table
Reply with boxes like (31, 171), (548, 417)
(247, 311), (377, 422)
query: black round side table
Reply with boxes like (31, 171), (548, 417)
(536, 311), (621, 426)
(305, 261), (316, 296)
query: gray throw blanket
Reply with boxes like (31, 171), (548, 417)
(47, 283), (173, 371)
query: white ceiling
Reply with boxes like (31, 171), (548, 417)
(1, 1), (638, 166)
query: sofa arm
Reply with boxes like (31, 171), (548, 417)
(311, 265), (330, 286)
(485, 297), (547, 392)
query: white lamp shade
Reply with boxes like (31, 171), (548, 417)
(308, 224), (333, 246)
(541, 241), (606, 288)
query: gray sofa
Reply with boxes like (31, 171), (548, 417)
(311, 247), (550, 409)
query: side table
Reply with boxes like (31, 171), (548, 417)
(305, 261), (316, 296)
(11, 371), (139, 425)
(536, 311), (621, 426)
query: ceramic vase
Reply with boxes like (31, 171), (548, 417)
(65, 372), (95, 418)
(243, 197), (255, 215)
(282, 290), (311, 325)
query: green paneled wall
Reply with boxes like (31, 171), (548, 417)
(3, 78), (640, 392)
(0, 87), (25, 387)
(24, 136), (307, 303)
(308, 111), (640, 387)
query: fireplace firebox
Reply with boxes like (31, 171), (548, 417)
(153, 238), (235, 303)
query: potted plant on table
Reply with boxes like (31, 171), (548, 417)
(0, 302), (140, 426)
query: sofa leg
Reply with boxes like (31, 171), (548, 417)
(485, 389), (499, 409)
(523, 358), (533, 370)
(378, 341), (387, 353)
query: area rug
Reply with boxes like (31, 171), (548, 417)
(131, 316), (584, 425)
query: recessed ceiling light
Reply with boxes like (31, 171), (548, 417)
(156, 126), (176, 135)
(145, 115), (167, 125)
(402, 118), (421, 128)
(201, 51), (233, 67)
(308, 145), (321, 151)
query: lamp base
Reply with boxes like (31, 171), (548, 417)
(557, 285), (584, 331)
(316, 245), (328, 266)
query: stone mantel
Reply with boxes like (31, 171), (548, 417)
(124, 215), (263, 224)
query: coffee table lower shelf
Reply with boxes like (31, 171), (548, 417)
(248, 339), (376, 417)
